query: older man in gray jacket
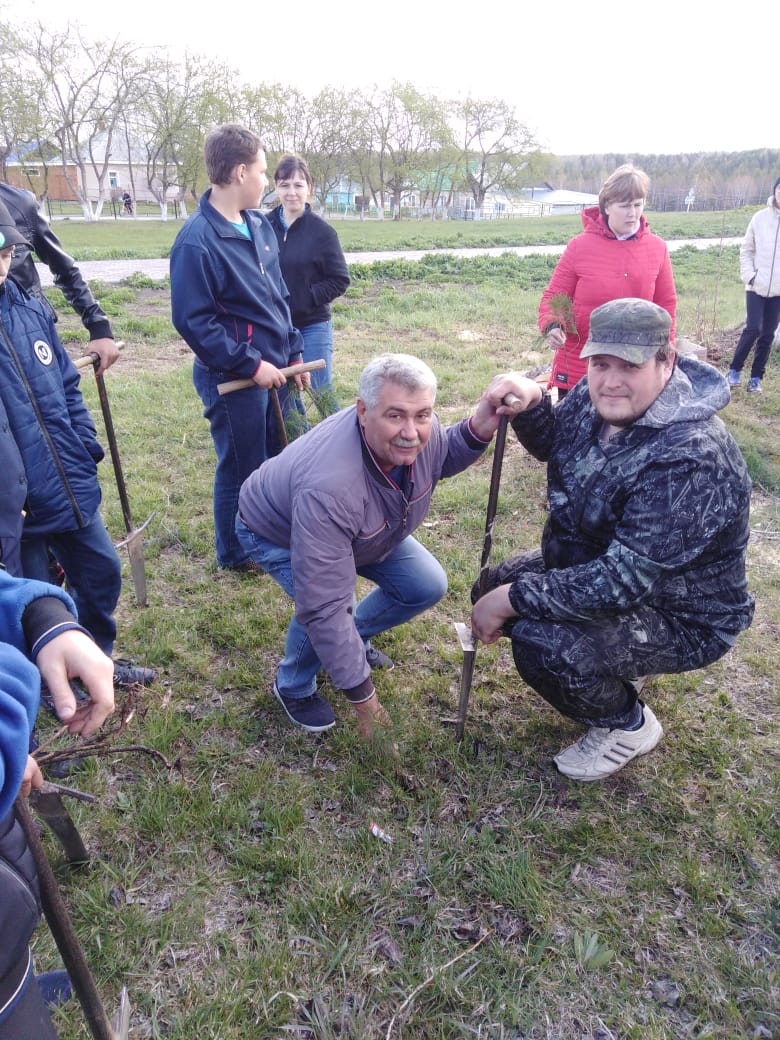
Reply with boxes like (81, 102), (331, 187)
(237, 353), (518, 737)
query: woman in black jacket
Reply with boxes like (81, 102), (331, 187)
(267, 155), (350, 403)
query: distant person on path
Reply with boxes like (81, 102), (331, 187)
(471, 299), (753, 782)
(170, 124), (308, 572)
(539, 164), (677, 397)
(0, 182), (119, 376)
(268, 155), (350, 404)
(236, 353), (519, 738)
(0, 202), (155, 689)
(121, 190), (134, 216)
(727, 175), (780, 394)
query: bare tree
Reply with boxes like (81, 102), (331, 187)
(129, 54), (234, 218)
(298, 88), (357, 214)
(365, 82), (453, 219)
(0, 21), (45, 180)
(21, 22), (147, 220)
(454, 97), (542, 213)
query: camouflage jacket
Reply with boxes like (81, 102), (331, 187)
(508, 356), (754, 637)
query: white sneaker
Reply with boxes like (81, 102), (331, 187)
(554, 704), (663, 781)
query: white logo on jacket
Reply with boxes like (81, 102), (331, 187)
(34, 340), (53, 365)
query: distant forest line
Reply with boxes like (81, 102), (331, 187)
(547, 150), (780, 210)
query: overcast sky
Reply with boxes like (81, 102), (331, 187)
(23, 0), (776, 158)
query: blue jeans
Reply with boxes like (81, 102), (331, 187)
(730, 291), (780, 379)
(301, 321), (337, 398)
(236, 518), (447, 698)
(20, 511), (121, 655)
(193, 361), (276, 568)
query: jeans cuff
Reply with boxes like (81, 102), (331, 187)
(343, 678), (375, 704)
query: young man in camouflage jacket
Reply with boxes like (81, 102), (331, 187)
(472, 298), (754, 782)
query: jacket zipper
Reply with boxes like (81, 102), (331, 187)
(0, 317), (85, 527)
(767, 214), (779, 294)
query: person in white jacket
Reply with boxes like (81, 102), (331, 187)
(727, 176), (780, 393)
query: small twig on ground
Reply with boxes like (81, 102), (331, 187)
(32, 688), (175, 771)
(384, 929), (491, 1039)
(39, 780), (97, 803)
(750, 526), (780, 539)
(34, 725), (70, 756)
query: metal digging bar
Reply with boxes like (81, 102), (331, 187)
(75, 347), (153, 607)
(454, 393), (520, 741)
(15, 796), (130, 1039)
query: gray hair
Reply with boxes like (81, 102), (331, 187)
(358, 353), (437, 409)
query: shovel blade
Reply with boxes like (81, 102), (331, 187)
(455, 647), (477, 742)
(125, 534), (148, 607)
(111, 985), (131, 1040)
(29, 791), (90, 864)
(454, 621), (476, 652)
(116, 512), (155, 608)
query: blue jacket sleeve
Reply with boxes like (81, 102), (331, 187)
(0, 643), (40, 820)
(0, 569), (78, 820)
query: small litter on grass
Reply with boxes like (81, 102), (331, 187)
(369, 820), (393, 844)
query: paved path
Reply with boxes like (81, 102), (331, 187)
(35, 239), (742, 286)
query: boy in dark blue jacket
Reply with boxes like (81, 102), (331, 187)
(170, 124), (308, 571)
(0, 203), (153, 687)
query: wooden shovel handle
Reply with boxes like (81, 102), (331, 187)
(74, 340), (125, 371)
(217, 359), (326, 396)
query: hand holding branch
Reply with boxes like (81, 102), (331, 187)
(35, 630), (115, 738)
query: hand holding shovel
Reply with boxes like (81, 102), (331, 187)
(217, 359), (327, 450)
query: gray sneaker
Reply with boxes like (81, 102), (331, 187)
(727, 369), (742, 387)
(747, 377), (762, 393)
(113, 659), (156, 687)
(365, 644), (394, 671)
(554, 704), (663, 781)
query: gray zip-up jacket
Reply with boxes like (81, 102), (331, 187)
(239, 405), (489, 693)
(507, 355), (754, 638)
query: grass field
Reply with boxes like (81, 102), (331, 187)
(30, 244), (780, 1040)
(47, 209), (754, 261)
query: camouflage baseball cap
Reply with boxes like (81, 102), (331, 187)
(581, 298), (671, 364)
(0, 200), (31, 251)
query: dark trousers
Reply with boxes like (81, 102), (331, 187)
(729, 291), (780, 379)
(193, 361), (276, 569)
(21, 512), (121, 656)
(475, 552), (733, 728)
(193, 360), (306, 568)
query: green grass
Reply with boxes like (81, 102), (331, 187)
(33, 255), (780, 1040)
(47, 209), (753, 261)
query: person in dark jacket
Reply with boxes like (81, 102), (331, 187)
(268, 155), (350, 402)
(0, 568), (114, 1040)
(0, 399), (27, 580)
(170, 124), (308, 571)
(0, 182), (119, 376)
(0, 205), (154, 687)
(471, 299), (754, 782)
